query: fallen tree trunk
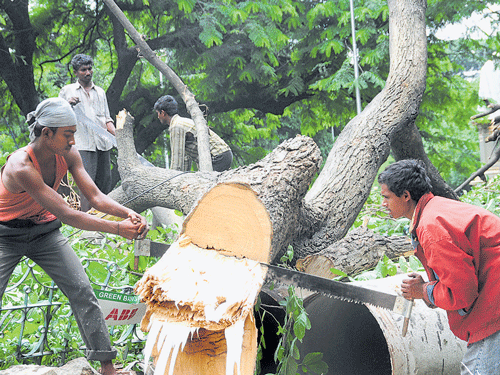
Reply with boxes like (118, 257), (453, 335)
(134, 180), (283, 375)
(115, 110), (322, 263)
(111, 0), (439, 266)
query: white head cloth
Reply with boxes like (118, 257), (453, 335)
(27, 98), (77, 141)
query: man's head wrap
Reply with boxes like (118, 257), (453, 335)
(27, 98), (77, 141)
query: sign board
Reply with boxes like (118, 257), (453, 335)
(94, 288), (146, 326)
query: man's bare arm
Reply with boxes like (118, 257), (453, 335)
(6, 149), (147, 240)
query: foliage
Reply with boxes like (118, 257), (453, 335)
(0, 0), (492, 180)
(273, 286), (328, 375)
(459, 174), (500, 216)
(418, 44), (482, 187)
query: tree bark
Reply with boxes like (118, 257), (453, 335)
(112, 0), (431, 265)
(292, 0), (428, 260)
(115, 109), (322, 263)
(296, 227), (413, 278)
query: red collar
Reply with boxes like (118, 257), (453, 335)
(411, 192), (434, 235)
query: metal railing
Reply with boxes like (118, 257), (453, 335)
(0, 256), (146, 368)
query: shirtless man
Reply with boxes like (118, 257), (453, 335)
(0, 98), (147, 375)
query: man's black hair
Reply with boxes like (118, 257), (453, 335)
(33, 124), (58, 137)
(378, 159), (432, 202)
(154, 95), (178, 116)
(71, 54), (93, 71)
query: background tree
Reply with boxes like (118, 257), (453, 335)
(0, 0), (495, 186)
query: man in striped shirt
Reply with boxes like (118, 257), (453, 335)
(154, 95), (233, 172)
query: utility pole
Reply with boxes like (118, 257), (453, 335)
(350, 0), (362, 115)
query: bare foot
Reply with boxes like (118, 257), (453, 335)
(100, 360), (136, 375)
(100, 360), (117, 375)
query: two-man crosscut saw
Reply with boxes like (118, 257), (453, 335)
(263, 263), (414, 336)
(135, 240), (414, 336)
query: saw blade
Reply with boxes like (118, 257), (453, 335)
(263, 264), (411, 317)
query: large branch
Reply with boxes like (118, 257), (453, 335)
(293, 0), (428, 259)
(296, 227), (413, 278)
(102, 0), (213, 171)
(114, 109), (321, 262)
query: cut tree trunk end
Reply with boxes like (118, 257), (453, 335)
(182, 183), (272, 263)
(135, 183), (276, 375)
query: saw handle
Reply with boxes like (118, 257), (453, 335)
(401, 299), (414, 337)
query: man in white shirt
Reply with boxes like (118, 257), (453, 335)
(59, 54), (115, 211)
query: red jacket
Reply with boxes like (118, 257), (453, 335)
(412, 193), (500, 344)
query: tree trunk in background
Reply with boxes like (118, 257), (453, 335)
(0, 0), (39, 114)
(292, 0), (428, 259)
(391, 123), (459, 200)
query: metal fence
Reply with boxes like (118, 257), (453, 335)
(0, 256), (146, 368)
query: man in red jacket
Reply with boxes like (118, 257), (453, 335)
(378, 159), (500, 375)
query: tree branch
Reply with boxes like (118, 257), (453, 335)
(102, 0), (213, 171)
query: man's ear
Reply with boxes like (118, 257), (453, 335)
(402, 190), (412, 202)
(42, 127), (54, 138)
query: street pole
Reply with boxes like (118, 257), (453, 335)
(350, 0), (362, 115)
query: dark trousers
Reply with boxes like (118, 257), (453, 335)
(212, 149), (233, 172)
(0, 220), (116, 361)
(79, 150), (112, 212)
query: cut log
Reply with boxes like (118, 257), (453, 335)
(135, 237), (265, 375)
(144, 313), (257, 375)
(182, 183), (272, 263)
(296, 227), (413, 278)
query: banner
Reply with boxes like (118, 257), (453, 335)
(94, 289), (146, 326)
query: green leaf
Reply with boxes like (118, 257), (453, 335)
(329, 267), (349, 278)
(293, 310), (310, 340)
(284, 356), (299, 375)
(399, 256), (409, 273)
(302, 352), (329, 374)
(409, 255), (423, 272)
(291, 337), (300, 360)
